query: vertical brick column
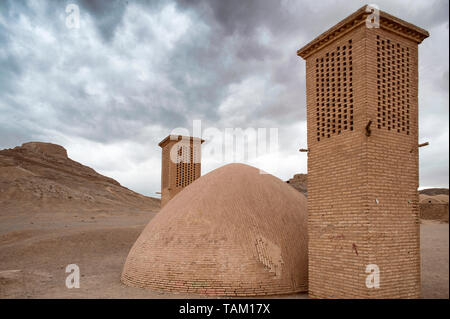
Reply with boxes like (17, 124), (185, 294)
(159, 135), (204, 207)
(297, 6), (429, 298)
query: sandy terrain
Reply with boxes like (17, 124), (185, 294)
(0, 209), (306, 299)
(0, 209), (447, 299)
(420, 221), (449, 299)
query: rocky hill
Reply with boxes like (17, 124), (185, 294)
(0, 142), (160, 214)
(286, 173), (307, 196)
(419, 188), (449, 196)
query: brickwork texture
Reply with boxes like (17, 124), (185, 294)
(122, 163), (308, 296)
(298, 6), (429, 298)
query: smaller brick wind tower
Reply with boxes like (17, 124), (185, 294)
(297, 6), (429, 298)
(159, 135), (205, 207)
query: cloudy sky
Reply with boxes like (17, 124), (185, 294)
(0, 0), (448, 196)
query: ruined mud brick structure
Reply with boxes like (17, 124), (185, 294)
(159, 135), (204, 207)
(297, 6), (429, 298)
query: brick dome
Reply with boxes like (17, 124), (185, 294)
(121, 163), (308, 296)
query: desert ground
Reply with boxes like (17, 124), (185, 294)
(0, 143), (448, 298)
(0, 209), (448, 299)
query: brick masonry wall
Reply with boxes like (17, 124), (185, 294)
(305, 24), (421, 298)
(365, 27), (420, 299)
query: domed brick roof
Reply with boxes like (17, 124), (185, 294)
(121, 163), (308, 296)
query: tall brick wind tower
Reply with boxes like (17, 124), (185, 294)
(297, 6), (429, 298)
(159, 135), (205, 207)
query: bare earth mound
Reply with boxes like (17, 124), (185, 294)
(0, 142), (160, 215)
(286, 173), (307, 196)
(419, 190), (449, 223)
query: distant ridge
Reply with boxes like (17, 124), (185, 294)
(0, 142), (160, 214)
(419, 188), (449, 196)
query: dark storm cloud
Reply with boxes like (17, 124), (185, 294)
(78, 0), (128, 41)
(161, 0), (317, 128)
(0, 0), (448, 194)
(0, 54), (22, 94)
